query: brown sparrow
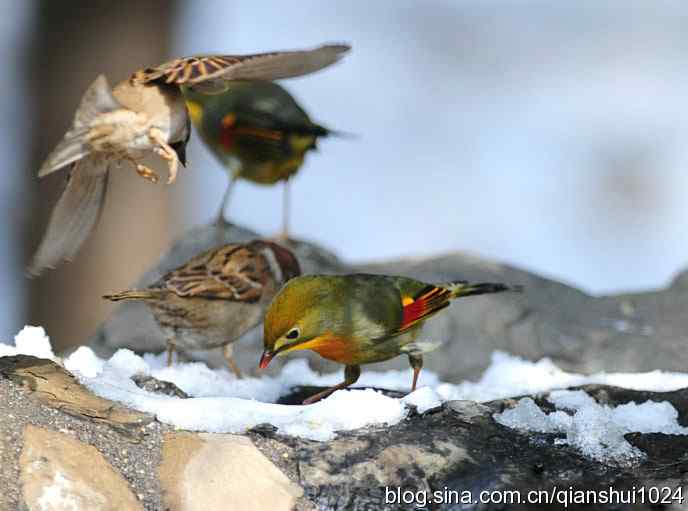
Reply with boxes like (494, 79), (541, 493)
(29, 43), (350, 275)
(103, 240), (301, 377)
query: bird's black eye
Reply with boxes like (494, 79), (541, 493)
(286, 328), (300, 340)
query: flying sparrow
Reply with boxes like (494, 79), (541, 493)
(183, 80), (344, 238)
(29, 43), (350, 275)
(260, 273), (521, 403)
(104, 240), (301, 377)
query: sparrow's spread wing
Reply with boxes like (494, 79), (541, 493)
(160, 243), (270, 302)
(131, 44), (350, 91)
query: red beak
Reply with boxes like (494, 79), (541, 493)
(259, 350), (274, 369)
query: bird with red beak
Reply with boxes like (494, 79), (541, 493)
(260, 273), (521, 404)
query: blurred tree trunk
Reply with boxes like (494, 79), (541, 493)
(26, 1), (180, 351)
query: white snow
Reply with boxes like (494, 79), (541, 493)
(0, 326), (55, 360)
(2, 327), (688, 455)
(495, 390), (688, 465)
(402, 386), (443, 413)
(435, 351), (688, 402)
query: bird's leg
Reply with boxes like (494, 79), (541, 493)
(223, 343), (243, 379)
(149, 127), (179, 184)
(215, 174), (239, 226)
(408, 354), (423, 392)
(303, 365), (361, 405)
(278, 180), (291, 241)
(166, 339), (177, 367)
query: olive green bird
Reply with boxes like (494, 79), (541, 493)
(183, 81), (341, 238)
(260, 273), (521, 404)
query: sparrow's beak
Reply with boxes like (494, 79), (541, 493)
(259, 350), (275, 369)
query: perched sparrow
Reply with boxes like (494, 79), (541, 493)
(260, 274), (521, 403)
(29, 43), (350, 275)
(103, 240), (301, 376)
(183, 80), (342, 237)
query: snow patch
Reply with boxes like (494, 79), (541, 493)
(435, 351), (688, 402)
(0, 326), (54, 360)
(495, 390), (688, 465)
(3, 327), (688, 453)
(402, 386), (443, 413)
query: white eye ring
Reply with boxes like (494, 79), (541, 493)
(286, 327), (300, 340)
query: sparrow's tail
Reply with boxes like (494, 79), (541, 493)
(28, 156), (109, 276)
(38, 75), (121, 177)
(447, 281), (523, 299)
(103, 289), (162, 302)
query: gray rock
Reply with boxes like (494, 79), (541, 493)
(88, 221), (688, 384)
(284, 387), (688, 510)
(446, 400), (491, 420)
(131, 375), (189, 399)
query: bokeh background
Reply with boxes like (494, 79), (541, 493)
(4, 1), (688, 351)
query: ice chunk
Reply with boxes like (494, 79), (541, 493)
(548, 389), (597, 410)
(402, 387), (443, 413)
(495, 398), (557, 433)
(495, 390), (688, 464)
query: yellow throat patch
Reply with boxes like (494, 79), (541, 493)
(185, 100), (203, 125)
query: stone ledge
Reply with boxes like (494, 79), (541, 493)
(2, 352), (688, 509)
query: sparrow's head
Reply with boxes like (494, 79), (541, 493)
(249, 240), (301, 285)
(259, 275), (331, 368)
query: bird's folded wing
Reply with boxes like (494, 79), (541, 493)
(161, 244), (269, 302)
(132, 44), (350, 90)
(397, 285), (453, 333)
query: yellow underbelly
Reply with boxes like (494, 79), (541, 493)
(239, 156), (304, 185)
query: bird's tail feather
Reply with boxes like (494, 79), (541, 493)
(320, 126), (356, 139)
(28, 157), (109, 276)
(38, 75), (121, 177)
(103, 289), (162, 302)
(447, 281), (522, 299)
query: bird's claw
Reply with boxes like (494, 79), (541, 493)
(153, 146), (179, 184)
(136, 164), (159, 184)
(149, 128), (180, 185)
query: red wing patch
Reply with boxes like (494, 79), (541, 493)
(219, 123), (284, 150)
(400, 285), (452, 331)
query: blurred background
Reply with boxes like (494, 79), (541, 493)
(4, 1), (688, 351)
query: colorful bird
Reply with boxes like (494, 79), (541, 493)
(183, 80), (341, 238)
(29, 43), (350, 275)
(104, 240), (301, 377)
(260, 273), (521, 403)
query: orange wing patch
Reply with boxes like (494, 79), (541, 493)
(233, 126), (284, 141)
(400, 285), (452, 331)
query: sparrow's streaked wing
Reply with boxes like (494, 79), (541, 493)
(132, 44), (350, 89)
(159, 243), (270, 302)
